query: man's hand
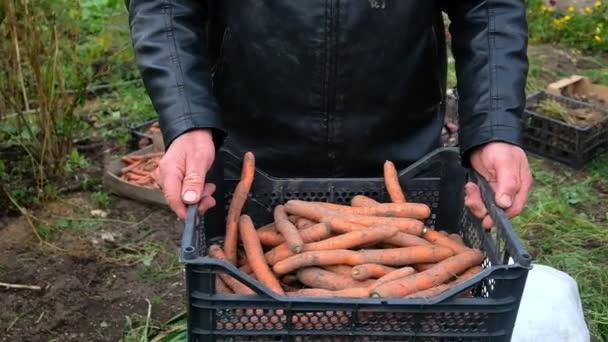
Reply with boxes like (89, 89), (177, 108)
(157, 129), (217, 220)
(465, 142), (532, 229)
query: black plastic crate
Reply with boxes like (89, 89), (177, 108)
(180, 148), (531, 342)
(127, 118), (158, 151)
(522, 91), (608, 169)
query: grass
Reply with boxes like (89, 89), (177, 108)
(513, 156), (608, 341)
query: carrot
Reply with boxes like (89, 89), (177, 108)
(121, 160), (144, 175)
(373, 266), (417, 286)
(325, 218), (368, 234)
(413, 263), (435, 272)
(351, 264), (397, 281)
(273, 246), (454, 276)
(281, 274), (299, 286)
(239, 264), (253, 274)
(121, 156), (137, 164)
(239, 215), (284, 294)
(266, 226), (398, 265)
(216, 276), (233, 294)
(350, 195), (380, 207)
(422, 228), (470, 254)
(295, 217), (316, 229)
(285, 201), (425, 235)
(323, 265), (353, 277)
(370, 249), (484, 297)
(207, 245), (255, 295)
(274, 205), (304, 254)
(224, 152), (255, 265)
(405, 265), (483, 298)
(265, 223), (332, 265)
(448, 233), (465, 246)
(384, 160), (406, 203)
(296, 267), (375, 291)
(315, 202), (431, 220)
(385, 232), (432, 247)
(127, 152), (165, 160)
(289, 287), (370, 298)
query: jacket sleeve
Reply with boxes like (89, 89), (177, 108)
(126, 0), (225, 148)
(444, 0), (528, 162)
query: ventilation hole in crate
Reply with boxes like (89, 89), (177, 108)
(292, 311), (350, 331)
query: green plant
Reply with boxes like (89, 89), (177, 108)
(92, 191), (112, 209)
(527, 0), (608, 53)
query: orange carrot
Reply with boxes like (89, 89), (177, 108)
(265, 223), (332, 265)
(296, 267), (375, 291)
(413, 263), (435, 272)
(273, 246), (454, 276)
(323, 265), (354, 277)
(406, 265), (483, 298)
(121, 160), (144, 175)
(224, 152), (255, 265)
(385, 232), (432, 247)
(350, 195), (381, 207)
(239, 215), (284, 294)
(274, 205), (304, 254)
(315, 202), (430, 219)
(370, 249), (484, 297)
(208, 245), (255, 295)
(295, 217), (316, 229)
(239, 264), (253, 274)
(285, 201), (425, 235)
(351, 264), (397, 281)
(448, 233), (465, 246)
(216, 276), (233, 294)
(384, 160), (406, 203)
(265, 225), (397, 265)
(289, 287), (370, 298)
(127, 152), (165, 161)
(373, 266), (417, 286)
(422, 228), (470, 254)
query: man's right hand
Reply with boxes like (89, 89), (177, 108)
(157, 129), (217, 220)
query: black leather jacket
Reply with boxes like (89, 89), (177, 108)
(127, 1), (528, 177)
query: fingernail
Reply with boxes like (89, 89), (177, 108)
(500, 194), (513, 207)
(183, 190), (198, 202)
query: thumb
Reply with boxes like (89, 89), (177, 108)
(494, 161), (520, 209)
(181, 161), (207, 205)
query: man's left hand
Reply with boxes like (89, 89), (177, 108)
(465, 142), (532, 229)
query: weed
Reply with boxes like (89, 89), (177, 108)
(92, 191), (112, 209)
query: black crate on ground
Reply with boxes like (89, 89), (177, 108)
(522, 91), (608, 169)
(180, 148), (531, 342)
(127, 118), (158, 151)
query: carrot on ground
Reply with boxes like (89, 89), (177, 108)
(384, 160), (406, 203)
(274, 205), (304, 254)
(239, 215), (284, 294)
(370, 249), (484, 298)
(296, 267), (375, 291)
(208, 245), (255, 295)
(422, 228), (470, 254)
(350, 195), (381, 207)
(272, 246), (454, 276)
(224, 152), (255, 265)
(352, 264), (397, 281)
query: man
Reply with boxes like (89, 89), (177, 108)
(126, 1), (532, 225)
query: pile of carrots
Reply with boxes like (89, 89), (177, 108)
(210, 152), (485, 299)
(137, 121), (161, 148)
(120, 152), (163, 189)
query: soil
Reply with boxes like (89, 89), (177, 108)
(0, 194), (185, 342)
